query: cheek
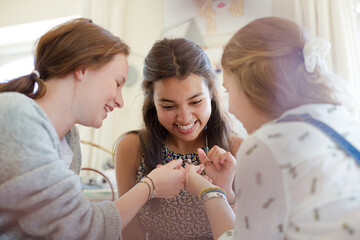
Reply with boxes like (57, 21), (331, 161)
(201, 100), (212, 119)
(228, 93), (242, 120)
(108, 84), (117, 98)
(156, 108), (174, 125)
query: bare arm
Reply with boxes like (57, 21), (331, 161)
(115, 158), (185, 232)
(185, 163), (235, 239)
(115, 133), (145, 240)
(114, 133), (185, 238)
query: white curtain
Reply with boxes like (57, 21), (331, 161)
(78, 0), (128, 171)
(294, 0), (360, 116)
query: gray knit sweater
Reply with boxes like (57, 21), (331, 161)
(0, 92), (121, 240)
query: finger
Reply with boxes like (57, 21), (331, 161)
(202, 175), (213, 183)
(219, 153), (226, 165)
(199, 149), (214, 169)
(220, 152), (236, 167)
(166, 158), (183, 169)
(206, 145), (219, 160)
(178, 165), (186, 174)
(184, 163), (190, 185)
(183, 158), (192, 165)
(192, 164), (203, 174)
(185, 162), (198, 175)
(197, 148), (208, 164)
(210, 147), (224, 164)
(213, 154), (225, 170)
(196, 164), (205, 174)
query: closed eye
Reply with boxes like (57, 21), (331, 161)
(161, 105), (175, 109)
(116, 79), (124, 88)
(191, 99), (202, 105)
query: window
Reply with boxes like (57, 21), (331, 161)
(0, 16), (80, 83)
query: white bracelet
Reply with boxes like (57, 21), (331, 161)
(202, 191), (227, 202)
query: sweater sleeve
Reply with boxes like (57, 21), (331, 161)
(0, 93), (121, 240)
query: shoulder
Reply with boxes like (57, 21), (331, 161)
(0, 92), (49, 124)
(115, 131), (142, 167)
(0, 92), (37, 115)
(0, 92), (57, 143)
(244, 117), (334, 166)
(230, 134), (243, 156)
(116, 131), (141, 151)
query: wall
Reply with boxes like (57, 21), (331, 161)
(0, 0), (83, 27)
(0, 0), (296, 169)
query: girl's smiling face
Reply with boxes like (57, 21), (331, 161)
(74, 53), (128, 128)
(153, 74), (212, 143)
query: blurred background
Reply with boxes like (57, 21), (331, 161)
(1, 0), (360, 200)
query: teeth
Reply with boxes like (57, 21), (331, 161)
(177, 122), (195, 130)
(105, 106), (111, 113)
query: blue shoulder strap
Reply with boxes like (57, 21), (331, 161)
(277, 113), (360, 165)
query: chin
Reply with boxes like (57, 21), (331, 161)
(91, 121), (103, 129)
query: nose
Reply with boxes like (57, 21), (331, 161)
(177, 105), (192, 123)
(114, 90), (124, 108)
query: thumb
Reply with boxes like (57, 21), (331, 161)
(197, 148), (207, 164)
(185, 162), (198, 175)
(166, 158), (183, 169)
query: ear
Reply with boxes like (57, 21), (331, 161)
(74, 66), (87, 81)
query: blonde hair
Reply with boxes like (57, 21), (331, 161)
(221, 17), (338, 118)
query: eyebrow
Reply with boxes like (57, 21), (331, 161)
(158, 92), (204, 103)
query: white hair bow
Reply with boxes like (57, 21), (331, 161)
(303, 37), (331, 73)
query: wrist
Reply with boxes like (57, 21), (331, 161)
(139, 176), (156, 200)
(192, 175), (214, 197)
(226, 190), (235, 205)
(198, 186), (226, 201)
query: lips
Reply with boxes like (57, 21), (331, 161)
(174, 120), (198, 134)
(217, 2), (226, 8)
(104, 105), (113, 113)
(176, 122), (195, 130)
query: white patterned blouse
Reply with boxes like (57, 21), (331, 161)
(220, 104), (360, 240)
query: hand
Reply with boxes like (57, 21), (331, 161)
(184, 162), (214, 197)
(147, 159), (185, 198)
(198, 146), (236, 201)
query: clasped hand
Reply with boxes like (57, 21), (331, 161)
(150, 146), (236, 201)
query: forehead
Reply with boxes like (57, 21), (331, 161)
(109, 53), (128, 76)
(153, 74), (209, 99)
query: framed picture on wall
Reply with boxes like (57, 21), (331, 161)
(162, 0), (272, 49)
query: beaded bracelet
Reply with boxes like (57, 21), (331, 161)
(198, 187), (226, 200)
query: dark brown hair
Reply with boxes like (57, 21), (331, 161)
(137, 38), (233, 172)
(0, 18), (129, 99)
(222, 17), (338, 118)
